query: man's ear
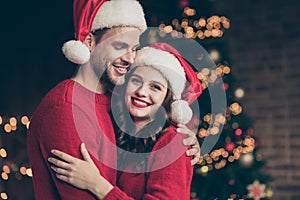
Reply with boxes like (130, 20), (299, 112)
(83, 33), (96, 51)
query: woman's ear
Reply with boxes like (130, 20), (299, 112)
(83, 33), (96, 51)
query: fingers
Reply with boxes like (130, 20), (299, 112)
(81, 143), (99, 170)
(186, 144), (201, 165)
(55, 173), (70, 183)
(54, 172), (74, 185)
(186, 146), (199, 157)
(50, 149), (77, 164)
(177, 125), (194, 137)
(191, 156), (200, 166)
(48, 157), (71, 170)
(50, 164), (70, 176)
(80, 143), (92, 163)
(183, 136), (197, 146)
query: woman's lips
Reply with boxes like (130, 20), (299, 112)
(131, 97), (152, 108)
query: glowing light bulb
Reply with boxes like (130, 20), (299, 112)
(235, 88), (245, 98)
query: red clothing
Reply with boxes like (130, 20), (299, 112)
(27, 80), (117, 200)
(103, 126), (193, 200)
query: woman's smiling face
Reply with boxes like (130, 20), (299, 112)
(125, 66), (168, 124)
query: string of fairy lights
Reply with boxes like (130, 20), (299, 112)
(195, 69), (257, 174)
(152, 5), (259, 178)
(157, 7), (231, 39)
(0, 115), (32, 200)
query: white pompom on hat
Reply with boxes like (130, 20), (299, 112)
(134, 43), (203, 124)
(62, 0), (147, 65)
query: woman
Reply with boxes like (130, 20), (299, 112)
(48, 43), (202, 199)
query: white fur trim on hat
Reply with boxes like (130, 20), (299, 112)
(62, 40), (90, 64)
(134, 47), (186, 99)
(171, 100), (193, 124)
(92, 0), (147, 33)
(134, 47), (193, 124)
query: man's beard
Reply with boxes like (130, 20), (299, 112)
(99, 64), (126, 93)
(91, 54), (126, 89)
(100, 69), (115, 91)
(101, 62), (126, 86)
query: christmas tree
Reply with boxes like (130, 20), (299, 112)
(140, 0), (273, 199)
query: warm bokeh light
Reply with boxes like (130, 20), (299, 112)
(21, 115), (29, 125)
(230, 102), (243, 115)
(1, 172), (8, 180)
(26, 168), (33, 177)
(4, 124), (12, 133)
(210, 127), (219, 135)
(184, 7), (196, 16)
(203, 114), (211, 123)
(0, 193), (8, 200)
(0, 148), (7, 158)
(11, 125), (17, 131)
(228, 156), (235, 162)
(201, 166), (209, 173)
(239, 153), (254, 167)
(2, 165), (10, 174)
(181, 19), (188, 28)
(198, 128), (207, 138)
(159, 13), (230, 40)
(235, 88), (245, 98)
(9, 117), (17, 126)
(215, 113), (226, 124)
(20, 167), (27, 175)
(163, 25), (173, 33)
(223, 65), (231, 74)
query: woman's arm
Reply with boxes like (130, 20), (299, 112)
(143, 127), (193, 200)
(48, 140), (193, 200)
(48, 143), (113, 199)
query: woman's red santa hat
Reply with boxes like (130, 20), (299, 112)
(134, 42), (202, 124)
(62, 0), (147, 64)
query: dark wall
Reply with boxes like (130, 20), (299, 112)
(0, 0), (75, 116)
(212, 0), (300, 199)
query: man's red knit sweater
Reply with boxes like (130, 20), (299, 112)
(27, 80), (117, 199)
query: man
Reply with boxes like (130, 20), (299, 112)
(27, 0), (200, 199)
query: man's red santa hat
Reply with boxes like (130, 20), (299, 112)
(62, 0), (147, 64)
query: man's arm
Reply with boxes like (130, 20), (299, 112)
(29, 104), (100, 199)
(177, 124), (201, 165)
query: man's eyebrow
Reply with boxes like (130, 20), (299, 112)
(112, 41), (129, 47)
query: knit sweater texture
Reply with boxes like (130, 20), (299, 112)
(103, 126), (193, 200)
(27, 80), (117, 199)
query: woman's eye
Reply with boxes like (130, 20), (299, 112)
(151, 84), (161, 91)
(130, 78), (142, 84)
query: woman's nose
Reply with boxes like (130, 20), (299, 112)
(135, 85), (148, 97)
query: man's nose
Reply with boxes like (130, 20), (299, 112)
(121, 50), (136, 65)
